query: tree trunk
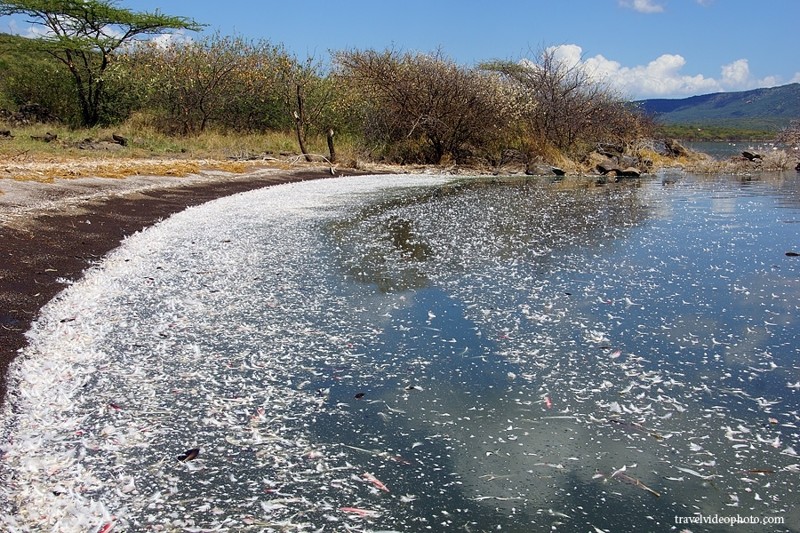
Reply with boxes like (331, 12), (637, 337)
(294, 84), (313, 162)
(326, 128), (336, 163)
(59, 50), (101, 127)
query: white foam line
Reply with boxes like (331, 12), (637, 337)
(0, 173), (451, 531)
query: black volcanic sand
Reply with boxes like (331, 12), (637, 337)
(0, 168), (371, 406)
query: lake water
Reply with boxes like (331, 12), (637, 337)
(2, 172), (800, 532)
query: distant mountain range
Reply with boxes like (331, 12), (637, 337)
(634, 83), (800, 131)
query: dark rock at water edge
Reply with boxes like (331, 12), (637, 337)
(596, 161), (641, 178)
(521, 164), (578, 177)
(664, 138), (690, 158)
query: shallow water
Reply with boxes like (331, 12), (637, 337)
(2, 172), (800, 532)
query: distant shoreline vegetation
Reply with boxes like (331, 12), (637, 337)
(657, 124), (777, 142)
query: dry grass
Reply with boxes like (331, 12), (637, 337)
(0, 121), (354, 182)
(0, 157), (269, 183)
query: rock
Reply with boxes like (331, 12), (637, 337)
(30, 132), (57, 143)
(551, 167), (566, 176)
(0, 129), (12, 138)
(111, 133), (128, 146)
(75, 137), (124, 151)
(596, 161), (620, 175)
(742, 151), (762, 161)
(794, 161), (799, 172)
(525, 163), (555, 176)
(664, 138), (689, 157)
(618, 167), (641, 178)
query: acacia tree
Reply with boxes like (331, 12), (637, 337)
(0, 0), (202, 126)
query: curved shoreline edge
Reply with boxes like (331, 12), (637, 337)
(0, 167), (375, 405)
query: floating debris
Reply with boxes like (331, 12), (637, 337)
(340, 506), (380, 517)
(611, 469), (661, 498)
(96, 522), (115, 533)
(362, 472), (390, 493)
(177, 448), (200, 462)
(745, 468), (775, 474)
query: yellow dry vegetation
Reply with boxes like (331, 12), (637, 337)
(0, 157), (278, 183)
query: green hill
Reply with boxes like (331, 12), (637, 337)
(635, 83), (800, 132)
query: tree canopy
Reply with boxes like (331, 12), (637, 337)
(0, 0), (203, 126)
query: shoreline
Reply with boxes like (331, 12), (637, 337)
(0, 165), (376, 405)
(2, 154), (790, 405)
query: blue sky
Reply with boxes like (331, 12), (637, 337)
(4, 0), (799, 99)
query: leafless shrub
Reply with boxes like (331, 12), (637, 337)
(335, 48), (510, 164)
(483, 47), (652, 158)
(760, 148), (793, 170)
(777, 119), (800, 151)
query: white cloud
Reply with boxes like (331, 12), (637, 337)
(717, 59), (781, 91)
(720, 58), (750, 86)
(619, 0), (665, 14)
(548, 43), (583, 68)
(150, 30), (193, 49)
(539, 44), (783, 99)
